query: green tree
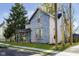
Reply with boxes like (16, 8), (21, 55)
(4, 3), (28, 41)
(41, 3), (55, 15)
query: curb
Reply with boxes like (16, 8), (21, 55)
(0, 43), (59, 54)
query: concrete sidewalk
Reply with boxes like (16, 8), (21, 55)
(55, 45), (79, 56)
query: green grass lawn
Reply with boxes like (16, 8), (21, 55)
(1, 41), (54, 50)
(0, 41), (73, 51)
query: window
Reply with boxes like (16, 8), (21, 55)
(37, 18), (40, 23)
(36, 28), (43, 39)
(37, 12), (41, 23)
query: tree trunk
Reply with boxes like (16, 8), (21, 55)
(54, 3), (58, 50)
(69, 3), (73, 45)
(61, 4), (65, 46)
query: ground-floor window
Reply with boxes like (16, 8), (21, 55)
(36, 28), (43, 39)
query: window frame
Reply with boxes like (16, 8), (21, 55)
(36, 28), (43, 40)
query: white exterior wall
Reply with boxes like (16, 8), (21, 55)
(57, 17), (63, 43)
(49, 17), (55, 44)
(0, 23), (6, 41)
(0, 27), (4, 39)
(30, 9), (63, 44)
(25, 24), (30, 29)
(30, 11), (40, 42)
(41, 12), (50, 43)
(49, 16), (63, 44)
(30, 10), (50, 43)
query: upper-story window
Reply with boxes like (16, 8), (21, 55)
(37, 18), (40, 23)
(37, 12), (41, 23)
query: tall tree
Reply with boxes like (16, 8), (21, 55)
(63, 3), (73, 44)
(63, 4), (70, 43)
(54, 3), (58, 49)
(69, 3), (73, 45)
(4, 3), (28, 41)
(41, 3), (55, 15)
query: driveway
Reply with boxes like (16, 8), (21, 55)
(55, 45), (79, 56)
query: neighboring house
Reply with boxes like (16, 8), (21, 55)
(73, 34), (79, 42)
(25, 8), (63, 44)
(0, 21), (6, 41)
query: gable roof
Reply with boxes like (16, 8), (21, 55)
(29, 8), (54, 22)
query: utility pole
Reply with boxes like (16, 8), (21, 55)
(54, 3), (58, 49)
(69, 3), (73, 45)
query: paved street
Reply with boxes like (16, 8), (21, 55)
(0, 43), (59, 56)
(0, 45), (79, 56)
(0, 47), (59, 56)
(0, 47), (42, 56)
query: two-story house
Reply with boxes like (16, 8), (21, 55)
(25, 8), (63, 44)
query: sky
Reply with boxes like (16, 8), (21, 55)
(72, 4), (79, 33)
(0, 3), (79, 33)
(0, 3), (41, 24)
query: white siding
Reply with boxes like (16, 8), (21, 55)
(57, 17), (63, 43)
(0, 23), (6, 41)
(49, 17), (55, 44)
(30, 10), (50, 43)
(30, 9), (63, 44)
(30, 10), (42, 42)
(25, 24), (30, 29)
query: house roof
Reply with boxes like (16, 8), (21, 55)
(29, 8), (54, 22)
(16, 28), (31, 33)
(0, 21), (5, 27)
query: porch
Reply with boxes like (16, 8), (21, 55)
(15, 29), (31, 42)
